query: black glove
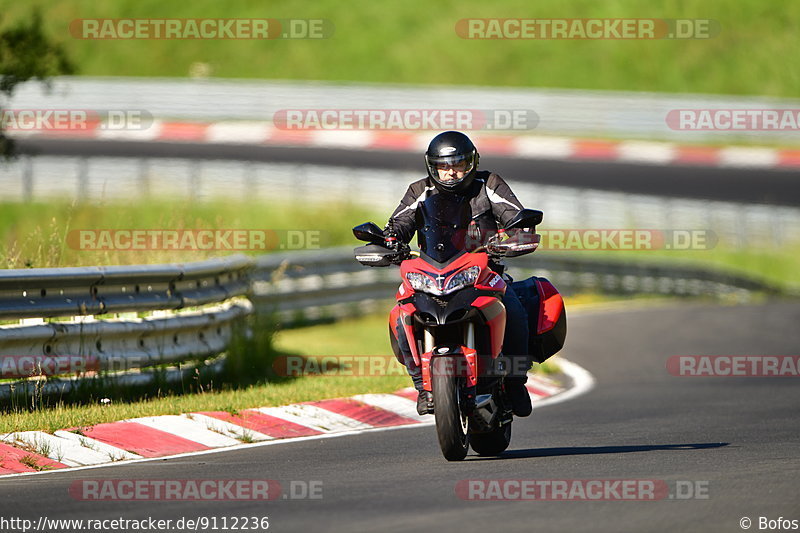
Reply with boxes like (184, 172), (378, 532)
(383, 221), (398, 250)
(393, 242), (411, 264)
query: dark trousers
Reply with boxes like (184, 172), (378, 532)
(396, 284), (531, 391)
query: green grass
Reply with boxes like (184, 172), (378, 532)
(546, 245), (800, 293)
(0, 199), (375, 268)
(272, 312), (393, 356)
(0, 291), (642, 434)
(0, 376), (414, 434)
(0, 0), (797, 97)
(1, 199), (797, 293)
(18, 454), (55, 471)
(0, 312), (411, 433)
(0, 197), (795, 431)
(0, 302), (582, 433)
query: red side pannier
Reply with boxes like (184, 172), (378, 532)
(511, 276), (567, 363)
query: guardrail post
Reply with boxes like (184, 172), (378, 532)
(22, 156), (33, 202)
(138, 158), (151, 197)
(77, 157), (89, 200)
(190, 160), (201, 201)
(243, 161), (255, 201)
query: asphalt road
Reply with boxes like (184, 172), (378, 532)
(1, 301), (798, 533)
(14, 138), (800, 206)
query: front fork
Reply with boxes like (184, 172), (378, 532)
(421, 322), (511, 430)
(424, 328), (435, 353)
(422, 323), (475, 352)
(421, 323), (479, 405)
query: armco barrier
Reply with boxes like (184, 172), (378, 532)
(0, 255), (252, 320)
(0, 248), (787, 398)
(0, 255), (253, 398)
(250, 247), (785, 324)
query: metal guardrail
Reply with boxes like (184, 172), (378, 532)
(4, 157), (798, 251)
(0, 256), (254, 395)
(0, 255), (252, 319)
(1, 303), (247, 398)
(250, 247), (786, 324)
(0, 248), (789, 398)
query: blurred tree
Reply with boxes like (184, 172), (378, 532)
(0, 10), (75, 158)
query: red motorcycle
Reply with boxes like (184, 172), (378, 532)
(354, 194), (566, 461)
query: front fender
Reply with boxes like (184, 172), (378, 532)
(421, 346), (479, 391)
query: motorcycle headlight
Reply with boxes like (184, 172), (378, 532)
(406, 272), (437, 293)
(443, 266), (480, 294)
(406, 266), (481, 295)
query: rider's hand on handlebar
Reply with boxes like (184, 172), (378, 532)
(382, 223), (399, 251)
(391, 242), (410, 264)
(484, 228), (539, 257)
(484, 229), (509, 257)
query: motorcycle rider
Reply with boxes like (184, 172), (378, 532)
(385, 130), (533, 417)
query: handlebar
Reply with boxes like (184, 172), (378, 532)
(471, 228), (539, 258)
(388, 242), (412, 265)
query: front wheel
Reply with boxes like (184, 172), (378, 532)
(432, 366), (469, 461)
(470, 422), (512, 456)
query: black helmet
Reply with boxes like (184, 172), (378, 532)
(424, 131), (480, 194)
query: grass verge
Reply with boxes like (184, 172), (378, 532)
(546, 245), (800, 294)
(1, 199), (797, 293)
(0, 293), (625, 433)
(0, 198), (795, 432)
(0, 1), (796, 97)
(0, 199), (375, 268)
(0, 311), (408, 433)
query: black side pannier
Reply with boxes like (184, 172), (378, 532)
(511, 276), (567, 364)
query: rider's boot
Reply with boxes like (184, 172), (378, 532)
(411, 372), (434, 415)
(505, 376), (532, 417)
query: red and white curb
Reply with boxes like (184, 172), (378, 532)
(0, 360), (591, 476)
(10, 122), (800, 170)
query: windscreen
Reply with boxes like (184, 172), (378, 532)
(415, 194), (472, 263)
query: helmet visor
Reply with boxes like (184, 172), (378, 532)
(426, 153), (476, 186)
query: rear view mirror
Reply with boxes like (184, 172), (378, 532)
(505, 209), (543, 230)
(353, 222), (385, 244)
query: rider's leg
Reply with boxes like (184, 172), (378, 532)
(395, 318), (433, 414)
(502, 283), (533, 417)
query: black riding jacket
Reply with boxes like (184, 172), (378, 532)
(388, 171), (525, 247)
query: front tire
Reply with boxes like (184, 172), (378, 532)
(470, 422), (512, 456)
(432, 365), (469, 461)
